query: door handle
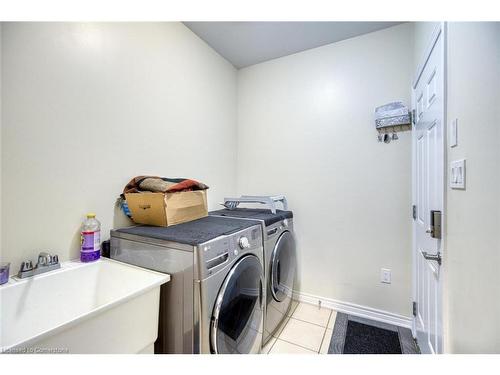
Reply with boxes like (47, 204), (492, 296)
(422, 251), (442, 266)
(259, 279), (263, 308)
(276, 259), (281, 286)
(267, 228), (278, 236)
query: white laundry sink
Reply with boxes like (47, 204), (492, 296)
(0, 258), (169, 354)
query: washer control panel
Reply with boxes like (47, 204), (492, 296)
(198, 224), (262, 279)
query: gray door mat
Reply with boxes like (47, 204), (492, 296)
(328, 313), (420, 354)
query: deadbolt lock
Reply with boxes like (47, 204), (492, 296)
(427, 210), (442, 239)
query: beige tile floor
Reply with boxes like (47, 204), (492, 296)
(261, 301), (337, 354)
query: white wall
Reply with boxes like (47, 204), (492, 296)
(237, 24), (414, 317)
(1, 23), (237, 272)
(445, 22), (500, 353)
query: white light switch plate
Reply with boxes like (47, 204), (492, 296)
(449, 119), (458, 147)
(450, 159), (466, 189)
(381, 268), (391, 284)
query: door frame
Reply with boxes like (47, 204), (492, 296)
(411, 22), (447, 353)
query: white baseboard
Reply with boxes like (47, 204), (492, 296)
(292, 290), (412, 329)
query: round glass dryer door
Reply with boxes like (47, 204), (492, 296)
(211, 254), (263, 354)
(270, 231), (296, 302)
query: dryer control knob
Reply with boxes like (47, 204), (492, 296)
(238, 236), (250, 249)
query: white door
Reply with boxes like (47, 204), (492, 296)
(412, 24), (445, 354)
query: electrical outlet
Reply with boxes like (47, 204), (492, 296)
(381, 268), (391, 284)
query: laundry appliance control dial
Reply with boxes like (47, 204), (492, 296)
(238, 236), (250, 250)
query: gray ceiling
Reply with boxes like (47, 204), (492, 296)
(184, 22), (404, 68)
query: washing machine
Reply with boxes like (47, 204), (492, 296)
(210, 195), (296, 345)
(110, 216), (264, 354)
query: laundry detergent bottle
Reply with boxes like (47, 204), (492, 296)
(80, 213), (101, 262)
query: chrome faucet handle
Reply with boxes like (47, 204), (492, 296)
(20, 260), (34, 272)
(52, 255), (59, 265)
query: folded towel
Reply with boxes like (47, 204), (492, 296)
(139, 178), (176, 193)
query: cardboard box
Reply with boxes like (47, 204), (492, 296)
(125, 190), (208, 227)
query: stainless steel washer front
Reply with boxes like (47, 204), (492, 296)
(210, 254), (263, 354)
(209, 208), (296, 347)
(270, 231), (295, 302)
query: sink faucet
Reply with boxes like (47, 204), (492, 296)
(18, 252), (60, 279)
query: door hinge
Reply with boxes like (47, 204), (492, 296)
(412, 301), (417, 317)
(412, 205), (417, 220)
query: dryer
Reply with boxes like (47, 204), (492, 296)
(210, 197), (296, 346)
(110, 216), (264, 354)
